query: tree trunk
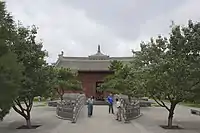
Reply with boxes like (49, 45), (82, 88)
(128, 95), (131, 102)
(26, 111), (31, 128)
(26, 118), (31, 128)
(126, 93), (132, 102)
(12, 98), (33, 129)
(60, 94), (63, 101)
(167, 103), (176, 128)
(57, 88), (64, 101)
(168, 113), (173, 128)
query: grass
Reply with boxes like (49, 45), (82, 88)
(161, 100), (200, 108)
(33, 97), (46, 102)
(149, 99), (200, 108)
(152, 103), (161, 107)
(33, 103), (47, 107)
(180, 102), (200, 108)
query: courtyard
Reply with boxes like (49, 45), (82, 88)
(1, 103), (200, 133)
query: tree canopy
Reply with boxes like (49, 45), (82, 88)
(136, 21), (200, 127)
(101, 20), (200, 128)
(0, 2), (82, 127)
(0, 1), (54, 127)
(0, 1), (23, 120)
(55, 67), (82, 101)
(100, 60), (143, 99)
(10, 25), (50, 128)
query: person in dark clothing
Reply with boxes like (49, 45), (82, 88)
(87, 96), (94, 117)
(107, 94), (114, 114)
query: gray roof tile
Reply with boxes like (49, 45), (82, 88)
(55, 45), (133, 70)
(56, 56), (132, 71)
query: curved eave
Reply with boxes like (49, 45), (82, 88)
(54, 58), (61, 67)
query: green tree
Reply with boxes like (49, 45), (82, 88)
(10, 25), (49, 128)
(136, 20), (200, 128)
(0, 52), (23, 120)
(101, 61), (143, 100)
(100, 60), (124, 94)
(56, 68), (82, 101)
(109, 60), (124, 72)
(42, 65), (58, 100)
(0, 1), (23, 120)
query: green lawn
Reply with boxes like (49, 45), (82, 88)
(162, 100), (200, 108)
(180, 102), (200, 108)
(151, 103), (160, 107)
(33, 97), (47, 102)
(150, 99), (200, 108)
(33, 102), (47, 107)
(33, 104), (47, 107)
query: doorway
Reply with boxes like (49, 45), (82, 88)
(96, 81), (104, 101)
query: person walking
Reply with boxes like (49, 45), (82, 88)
(107, 94), (114, 114)
(87, 96), (94, 117)
(115, 98), (122, 121)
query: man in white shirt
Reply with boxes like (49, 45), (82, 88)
(115, 98), (122, 121)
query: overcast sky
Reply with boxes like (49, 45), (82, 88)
(4, 0), (200, 63)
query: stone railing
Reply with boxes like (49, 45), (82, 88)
(48, 100), (59, 107)
(114, 94), (141, 123)
(122, 101), (140, 123)
(191, 109), (200, 116)
(139, 100), (152, 107)
(56, 93), (86, 123)
(71, 94), (86, 123)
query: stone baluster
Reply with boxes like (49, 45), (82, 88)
(72, 106), (76, 123)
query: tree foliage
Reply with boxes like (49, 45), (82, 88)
(9, 24), (49, 128)
(0, 1), (23, 120)
(0, 1), (82, 128)
(132, 20), (200, 128)
(55, 68), (82, 101)
(101, 20), (200, 128)
(100, 60), (143, 99)
(0, 1), (54, 127)
(42, 65), (58, 100)
(108, 60), (124, 71)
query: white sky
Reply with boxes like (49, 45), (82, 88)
(4, 0), (200, 63)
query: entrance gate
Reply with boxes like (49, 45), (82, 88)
(95, 81), (104, 101)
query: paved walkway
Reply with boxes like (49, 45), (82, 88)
(1, 104), (200, 133)
(50, 106), (142, 133)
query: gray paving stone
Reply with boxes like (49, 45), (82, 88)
(0, 105), (63, 133)
(1, 103), (200, 133)
(134, 105), (200, 133)
(50, 105), (141, 133)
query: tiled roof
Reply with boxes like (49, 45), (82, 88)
(55, 45), (133, 71)
(56, 56), (132, 71)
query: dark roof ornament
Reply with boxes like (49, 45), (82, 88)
(88, 44), (109, 59)
(97, 44), (101, 53)
(58, 50), (64, 57)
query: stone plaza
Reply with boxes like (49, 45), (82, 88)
(1, 102), (200, 133)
